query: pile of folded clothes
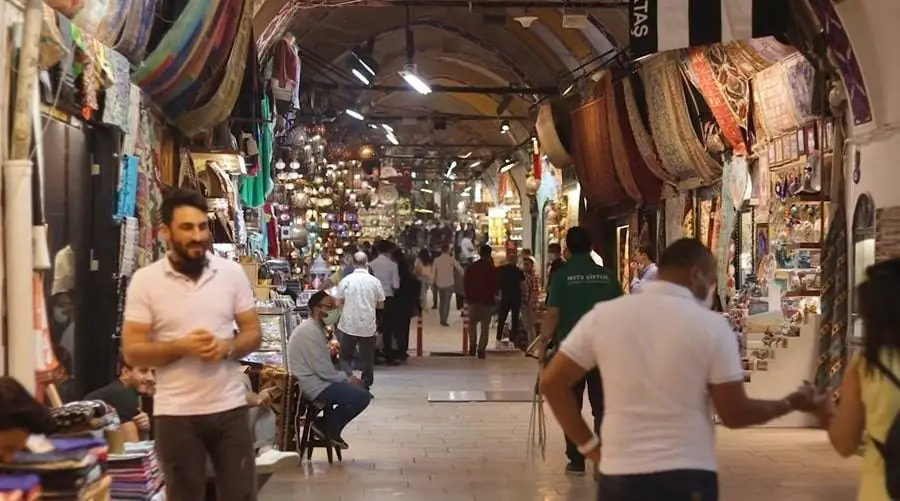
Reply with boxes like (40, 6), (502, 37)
(0, 473), (41, 500)
(0, 436), (109, 500)
(107, 442), (163, 500)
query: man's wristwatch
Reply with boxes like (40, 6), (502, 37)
(577, 434), (601, 455)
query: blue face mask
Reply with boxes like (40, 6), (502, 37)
(323, 308), (341, 326)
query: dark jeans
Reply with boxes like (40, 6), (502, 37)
(496, 301), (521, 341)
(155, 406), (256, 501)
(394, 312), (411, 360)
(597, 469), (718, 501)
(377, 297), (396, 360)
(339, 334), (376, 388)
(565, 368), (603, 467)
(317, 383), (373, 438)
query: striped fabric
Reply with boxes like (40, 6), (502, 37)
(629, 0), (790, 60)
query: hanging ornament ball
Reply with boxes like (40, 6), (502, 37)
(291, 192), (309, 209)
(289, 223), (309, 248)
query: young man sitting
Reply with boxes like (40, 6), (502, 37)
(85, 358), (155, 442)
(287, 290), (372, 449)
(238, 366), (300, 470)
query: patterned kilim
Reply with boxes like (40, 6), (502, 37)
(611, 83), (664, 205)
(621, 77), (674, 185)
(817, 206), (849, 398)
(601, 73), (643, 205)
(115, 0), (158, 63)
(688, 45), (749, 155)
(752, 61), (801, 141)
(641, 53), (721, 189)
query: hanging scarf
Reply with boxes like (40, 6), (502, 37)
(115, 0), (158, 63)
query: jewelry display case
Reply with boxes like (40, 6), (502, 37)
(241, 306), (298, 367)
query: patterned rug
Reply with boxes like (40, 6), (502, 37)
(621, 76), (675, 186)
(600, 73), (642, 205)
(752, 60), (801, 141)
(689, 45), (749, 155)
(782, 52), (817, 125)
(641, 52), (721, 189)
(610, 79), (664, 205)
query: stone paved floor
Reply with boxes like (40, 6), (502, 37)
(259, 307), (861, 501)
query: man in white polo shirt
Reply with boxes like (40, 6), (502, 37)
(540, 238), (825, 501)
(121, 189), (262, 501)
(333, 251), (385, 388)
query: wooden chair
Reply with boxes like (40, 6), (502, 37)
(296, 397), (342, 464)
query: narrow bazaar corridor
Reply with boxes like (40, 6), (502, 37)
(259, 311), (860, 501)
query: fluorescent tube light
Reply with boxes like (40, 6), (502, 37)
(420, 188), (434, 193)
(399, 65), (432, 95)
(469, 160), (481, 168)
(382, 124), (393, 132)
(352, 69), (370, 85)
(500, 162), (515, 173)
(460, 152), (472, 158)
(386, 133), (399, 145)
(345, 109), (364, 120)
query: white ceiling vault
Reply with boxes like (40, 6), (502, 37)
(253, 1), (629, 174)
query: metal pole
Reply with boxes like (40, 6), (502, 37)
(302, 81), (560, 95)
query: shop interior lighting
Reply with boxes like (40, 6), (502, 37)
(420, 188), (434, 193)
(368, 123), (378, 129)
(499, 161), (516, 173)
(500, 120), (511, 134)
(345, 109), (365, 120)
(562, 84), (574, 96)
(382, 124), (393, 132)
(386, 132), (399, 145)
(399, 64), (432, 95)
(460, 152), (472, 158)
(469, 160), (482, 169)
(411, 172), (417, 179)
(352, 49), (378, 77)
(351, 68), (370, 85)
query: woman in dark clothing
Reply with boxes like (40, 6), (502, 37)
(391, 248), (421, 362)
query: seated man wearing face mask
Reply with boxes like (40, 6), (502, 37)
(287, 291), (372, 450)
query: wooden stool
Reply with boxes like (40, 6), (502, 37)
(297, 398), (343, 464)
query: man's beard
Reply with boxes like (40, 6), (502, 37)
(170, 241), (208, 278)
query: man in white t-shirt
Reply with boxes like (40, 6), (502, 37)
(122, 189), (263, 501)
(539, 238), (825, 501)
(459, 230), (476, 263)
(333, 252), (385, 388)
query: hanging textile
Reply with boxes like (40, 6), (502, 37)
(752, 61), (801, 141)
(688, 45), (749, 155)
(599, 73), (642, 206)
(95, 0), (131, 46)
(535, 101), (573, 169)
(641, 53), (721, 188)
(115, 155), (140, 221)
(817, 207), (849, 396)
(665, 194), (686, 246)
(256, 0), (304, 61)
(610, 80), (663, 205)
(114, 0), (158, 63)
(716, 158), (748, 305)
(569, 82), (633, 215)
(781, 52), (818, 125)
(621, 76), (674, 186)
(241, 95), (274, 208)
(47, 0), (85, 17)
(175, 0), (254, 137)
(71, 0), (111, 37)
(102, 50), (133, 132)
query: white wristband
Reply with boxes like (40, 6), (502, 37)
(576, 434), (600, 455)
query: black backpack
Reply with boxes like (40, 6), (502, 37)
(871, 358), (900, 499)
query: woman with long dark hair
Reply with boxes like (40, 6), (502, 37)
(823, 258), (900, 500)
(392, 248), (422, 362)
(414, 248), (435, 309)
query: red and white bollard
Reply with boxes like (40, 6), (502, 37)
(461, 304), (469, 354)
(416, 314), (424, 358)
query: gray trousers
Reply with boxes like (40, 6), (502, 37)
(339, 333), (376, 388)
(467, 303), (494, 355)
(437, 287), (454, 324)
(155, 406), (256, 501)
(250, 406), (276, 451)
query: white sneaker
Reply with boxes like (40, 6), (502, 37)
(494, 339), (502, 349)
(255, 449), (300, 471)
(501, 337), (510, 347)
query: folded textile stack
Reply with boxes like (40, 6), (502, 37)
(0, 473), (41, 500)
(107, 442), (163, 500)
(0, 437), (108, 500)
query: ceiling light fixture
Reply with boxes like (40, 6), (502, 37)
(469, 160), (482, 168)
(562, 84), (574, 96)
(460, 152), (472, 158)
(500, 161), (516, 173)
(386, 133), (399, 145)
(345, 109), (365, 120)
(368, 123), (378, 129)
(420, 188), (434, 193)
(399, 64), (432, 95)
(351, 68), (370, 85)
(514, 15), (539, 28)
(500, 120), (511, 134)
(382, 124), (393, 132)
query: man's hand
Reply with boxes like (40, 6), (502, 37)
(787, 382), (828, 413)
(584, 445), (601, 463)
(349, 376), (366, 388)
(178, 329), (217, 358)
(133, 411), (151, 431)
(536, 337), (550, 365)
(254, 388), (273, 407)
(199, 338), (234, 362)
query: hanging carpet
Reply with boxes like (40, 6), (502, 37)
(751, 54), (812, 141)
(596, 72), (642, 205)
(641, 52), (721, 189)
(688, 44), (750, 155)
(569, 82), (634, 216)
(781, 52), (818, 125)
(115, 0), (158, 63)
(607, 76), (663, 206)
(535, 100), (573, 169)
(621, 76), (674, 187)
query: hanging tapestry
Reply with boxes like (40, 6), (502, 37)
(665, 194), (686, 246)
(609, 79), (663, 205)
(641, 53), (721, 188)
(717, 170), (738, 307)
(817, 205), (848, 397)
(256, 0), (304, 61)
(95, 0), (131, 46)
(536, 101), (573, 169)
(781, 52), (817, 125)
(621, 77), (674, 186)
(175, 0), (254, 137)
(723, 156), (750, 209)
(752, 62), (801, 141)
(115, 155), (140, 221)
(599, 73), (642, 205)
(102, 50), (132, 133)
(689, 45), (749, 155)
(71, 0), (110, 37)
(746, 37), (796, 67)
(115, 0), (158, 63)
(47, 0), (85, 17)
(569, 83), (633, 215)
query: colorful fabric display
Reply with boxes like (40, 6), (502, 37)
(115, 155), (140, 221)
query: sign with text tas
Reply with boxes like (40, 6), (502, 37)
(629, 0), (790, 61)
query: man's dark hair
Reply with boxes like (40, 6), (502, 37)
(565, 227), (591, 254)
(0, 377), (56, 434)
(377, 240), (393, 254)
(659, 238), (714, 271)
(160, 188), (208, 226)
(441, 244), (450, 253)
(636, 245), (654, 261)
(479, 244), (493, 259)
(548, 243), (562, 254)
(308, 290), (330, 311)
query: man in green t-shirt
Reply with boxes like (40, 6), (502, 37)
(537, 226), (621, 475)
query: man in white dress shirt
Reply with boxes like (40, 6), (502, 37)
(333, 252), (385, 388)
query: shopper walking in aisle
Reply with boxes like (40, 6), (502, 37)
(535, 227), (618, 475)
(496, 249), (524, 348)
(434, 244), (462, 327)
(391, 248), (422, 363)
(288, 290), (372, 449)
(370, 240), (401, 364)
(459, 229), (477, 264)
(540, 238), (826, 500)
(629, 245), (659, 293)
(546, 242), (565, 287)
(464, 245), (500, 358)
(822, 258), (900, 501)
(521, 255), (540, 346)
(121, 189), (262, 501)
(414, 249), (435, 309)
(333, 252), (385, 388)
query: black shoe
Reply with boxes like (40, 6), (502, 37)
(565, 462), (586, 476)
(477, 352), (486, 360)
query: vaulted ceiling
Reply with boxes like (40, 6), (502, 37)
(253, 0), (632, 176)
